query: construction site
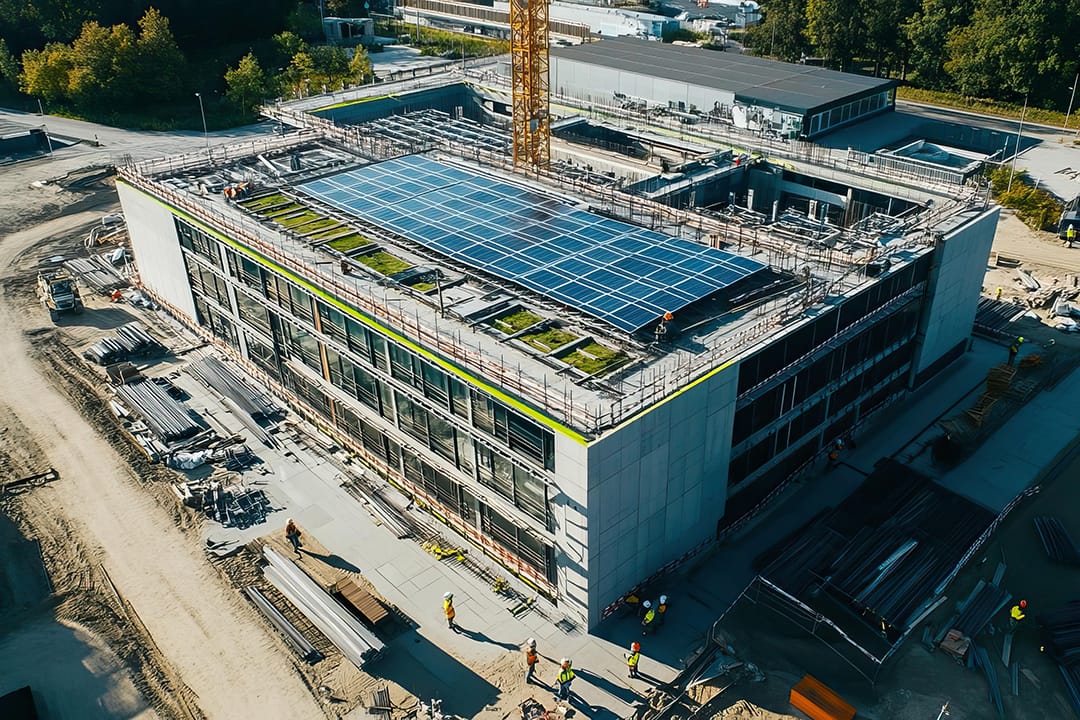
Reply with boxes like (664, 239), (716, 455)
(3, 7), (1080, 720)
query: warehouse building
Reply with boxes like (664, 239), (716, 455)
(551, 37), (897, 138)
(116, 118), (995, 627)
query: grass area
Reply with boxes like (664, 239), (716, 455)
(310, 226), (355, 240)
(355, 250), (413, 276)
(377, 22), (509, 57)
(897, 86), (1076, 128)
(988, 166), (1063, 231)
(314, 94), (395, 113)
(493, 309), (543, 334)
(562, 342), (627, 376)
(293, 217), (342, 234)
(241, 193), (290, 211)
(328, 234), (373, 253)
(276, 211), (324, 228)
(410, 281), (436, 292)
(261, 203), (303, 218)
(520, 327), (578, 353)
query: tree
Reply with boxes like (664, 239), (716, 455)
(902, 0), (972, 88)
(273, 31), (308, 67)
(67, 20), (136, 104)
(349, 46), (372, 84)
(0, 38), (18, 86)
(287, 1), (324, 40)
(745, 0), (808, 62)
(19, 43), (73, 102)
(129, 7), (186, 102)
(862, 0), (918, 76)
(805, 0), (866, 69)
(288, 50), (315, 95)
(225, 52), (269, 114)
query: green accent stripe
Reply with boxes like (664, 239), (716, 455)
(118, 179), (590, 445)
(604, 358), (737, 436)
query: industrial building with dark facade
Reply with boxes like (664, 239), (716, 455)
(115, 83), (994, 628)
(550, 37), (898, 138)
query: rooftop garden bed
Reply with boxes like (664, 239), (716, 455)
(310, 226), (356, 241)
(261, 203), (304, 218)
(409, 281), (437, 292)
(493, 309), (543, 334)
(355, 250), (413, 276)
(241, 193), (290, 211)
(328, 234), (373, 253)
(293, 217), (342, 234)
(276, 210), (325, 228)
(520, 327), (578, 353)
(562, 342), (626, 376)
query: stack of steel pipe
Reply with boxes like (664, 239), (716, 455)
(973, 644), (1005, 719)
(188, 356), (280, 419)
(244, 586), (320, 662)
(262, 546), (384, 669)
(1033, 516), (1080, 565)
(63, 256), (126, 294)
(84, 322), (164, 365)
(952, 581), (1012, 637)
(1038, 601), (1080, 715)
(115, 378), (202, 442)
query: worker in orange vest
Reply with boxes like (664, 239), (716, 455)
(524, 638), (539, 684)
(443, 591), (459, 632)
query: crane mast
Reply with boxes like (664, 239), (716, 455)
(509, 0), (550, 170)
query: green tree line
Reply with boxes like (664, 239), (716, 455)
(747, 0), (1080, 109)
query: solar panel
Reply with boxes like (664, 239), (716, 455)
(298, 155), (767, 333)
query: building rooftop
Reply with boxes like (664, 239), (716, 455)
(551, 37), (897, 114)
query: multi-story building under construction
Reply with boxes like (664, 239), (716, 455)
(115, 100), (998, 627)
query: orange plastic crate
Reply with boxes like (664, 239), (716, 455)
(789, 675), (856, 720)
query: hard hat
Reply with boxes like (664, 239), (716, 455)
(631, 641), (640, 651)
(660, 595), (668, 604)
(1020, 599), (1027, 608)
(643, 600), (652, 609)
(561, 658), (569, 667)
(443, 592), (453, 600)
(1019, 337), (1025, 342)
(527, 638), (536, 648)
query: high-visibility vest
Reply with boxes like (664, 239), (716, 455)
(1011, 605), (1025, 621)
(643, 608), (656, 624)
(558, 668), (575, 684)
(444, 600), (455, 620)
(627, 651), (640, 668)
(526, 649), (538, 666)
(1069, 226), (1077, 239)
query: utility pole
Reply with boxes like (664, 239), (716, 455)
(195, 92), (209, 152)
(1007, 93), (1028, 194)
(1066, 72), (1078, 129)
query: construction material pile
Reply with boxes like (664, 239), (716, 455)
(948, 580), (1012, 638)
(1033, 516), (1080, 565)
(83, 322), (165, 365)
(115, 378), (202, 444)
(63, 253), (127, 294)
(188, 355), (280, 419)
(262, 546), (384, 670)
(174, 474), (270, 528)
(1038, 601), (1080, 716)
(244, 586), (320, 662)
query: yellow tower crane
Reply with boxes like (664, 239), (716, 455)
(509, 0), (550, 170)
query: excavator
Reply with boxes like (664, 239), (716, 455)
(37, 269), (84, 321)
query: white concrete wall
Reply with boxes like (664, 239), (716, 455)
(116, 182), (197, 321)
(582, 362), (739, 627)
(496, 1), (672, 38)
(913, 206), (1000, 376)
(551, 433), (591, 626)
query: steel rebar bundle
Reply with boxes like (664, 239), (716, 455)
(115, 378), (201, 442)
(187, 355), (280, 419)
(84, 322), (164, 365)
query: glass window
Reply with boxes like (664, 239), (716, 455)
(236, 290), (270, 334)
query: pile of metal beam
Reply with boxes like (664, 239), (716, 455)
(973, 644), (1005, 719)
(974, 297), (1026, 338)
(262, 546), (384, 669)
(83, 322), (165, 365)
(1033, 516), (1080, 565)
(1038, 601), (1080, 716)
(244, 586), (320, 662)
(115, 378), (202, 442)
(63, 254), (127, 294)
(951, 580), (1012, 638)
(187, 356), (280, 419)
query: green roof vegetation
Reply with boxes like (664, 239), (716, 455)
(328, 234), (373, 253)
(562, 342), (626, 376)
(294, 217), (342, 234)
(410, 281), (436, 292)
(520, 327), (578, 353)
(261, 203), (303, 218)
(310, 226), (355, 240)
(494, 309), (543, 334)
(241, 193), (290, 211)
(276, 210), (324, 228)
(355, 250), (412, 276)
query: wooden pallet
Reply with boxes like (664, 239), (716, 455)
(790, 675), (856, 720)
(334, 577), (391, 627)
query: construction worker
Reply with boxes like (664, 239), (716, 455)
(1009, 599), (1027, 630)
(625, 641), (642, 678)
(1008, 336), (1025, 366)
(996, 286), (1003, 301)
(1067, 225), (1076, 247)
(556, 658), (575, 700)
(524, 638), (539, 684)
(641, 600), (657, 636)
(657, 595), (669, 626)
(443, 591), (459, 632)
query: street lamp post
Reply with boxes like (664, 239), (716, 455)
(1066, 72), (1079, 130)
(1007, 93), (1028, 194)
(194, 92), (209, 152)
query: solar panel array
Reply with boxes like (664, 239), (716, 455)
(298, 155), (766, 333)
